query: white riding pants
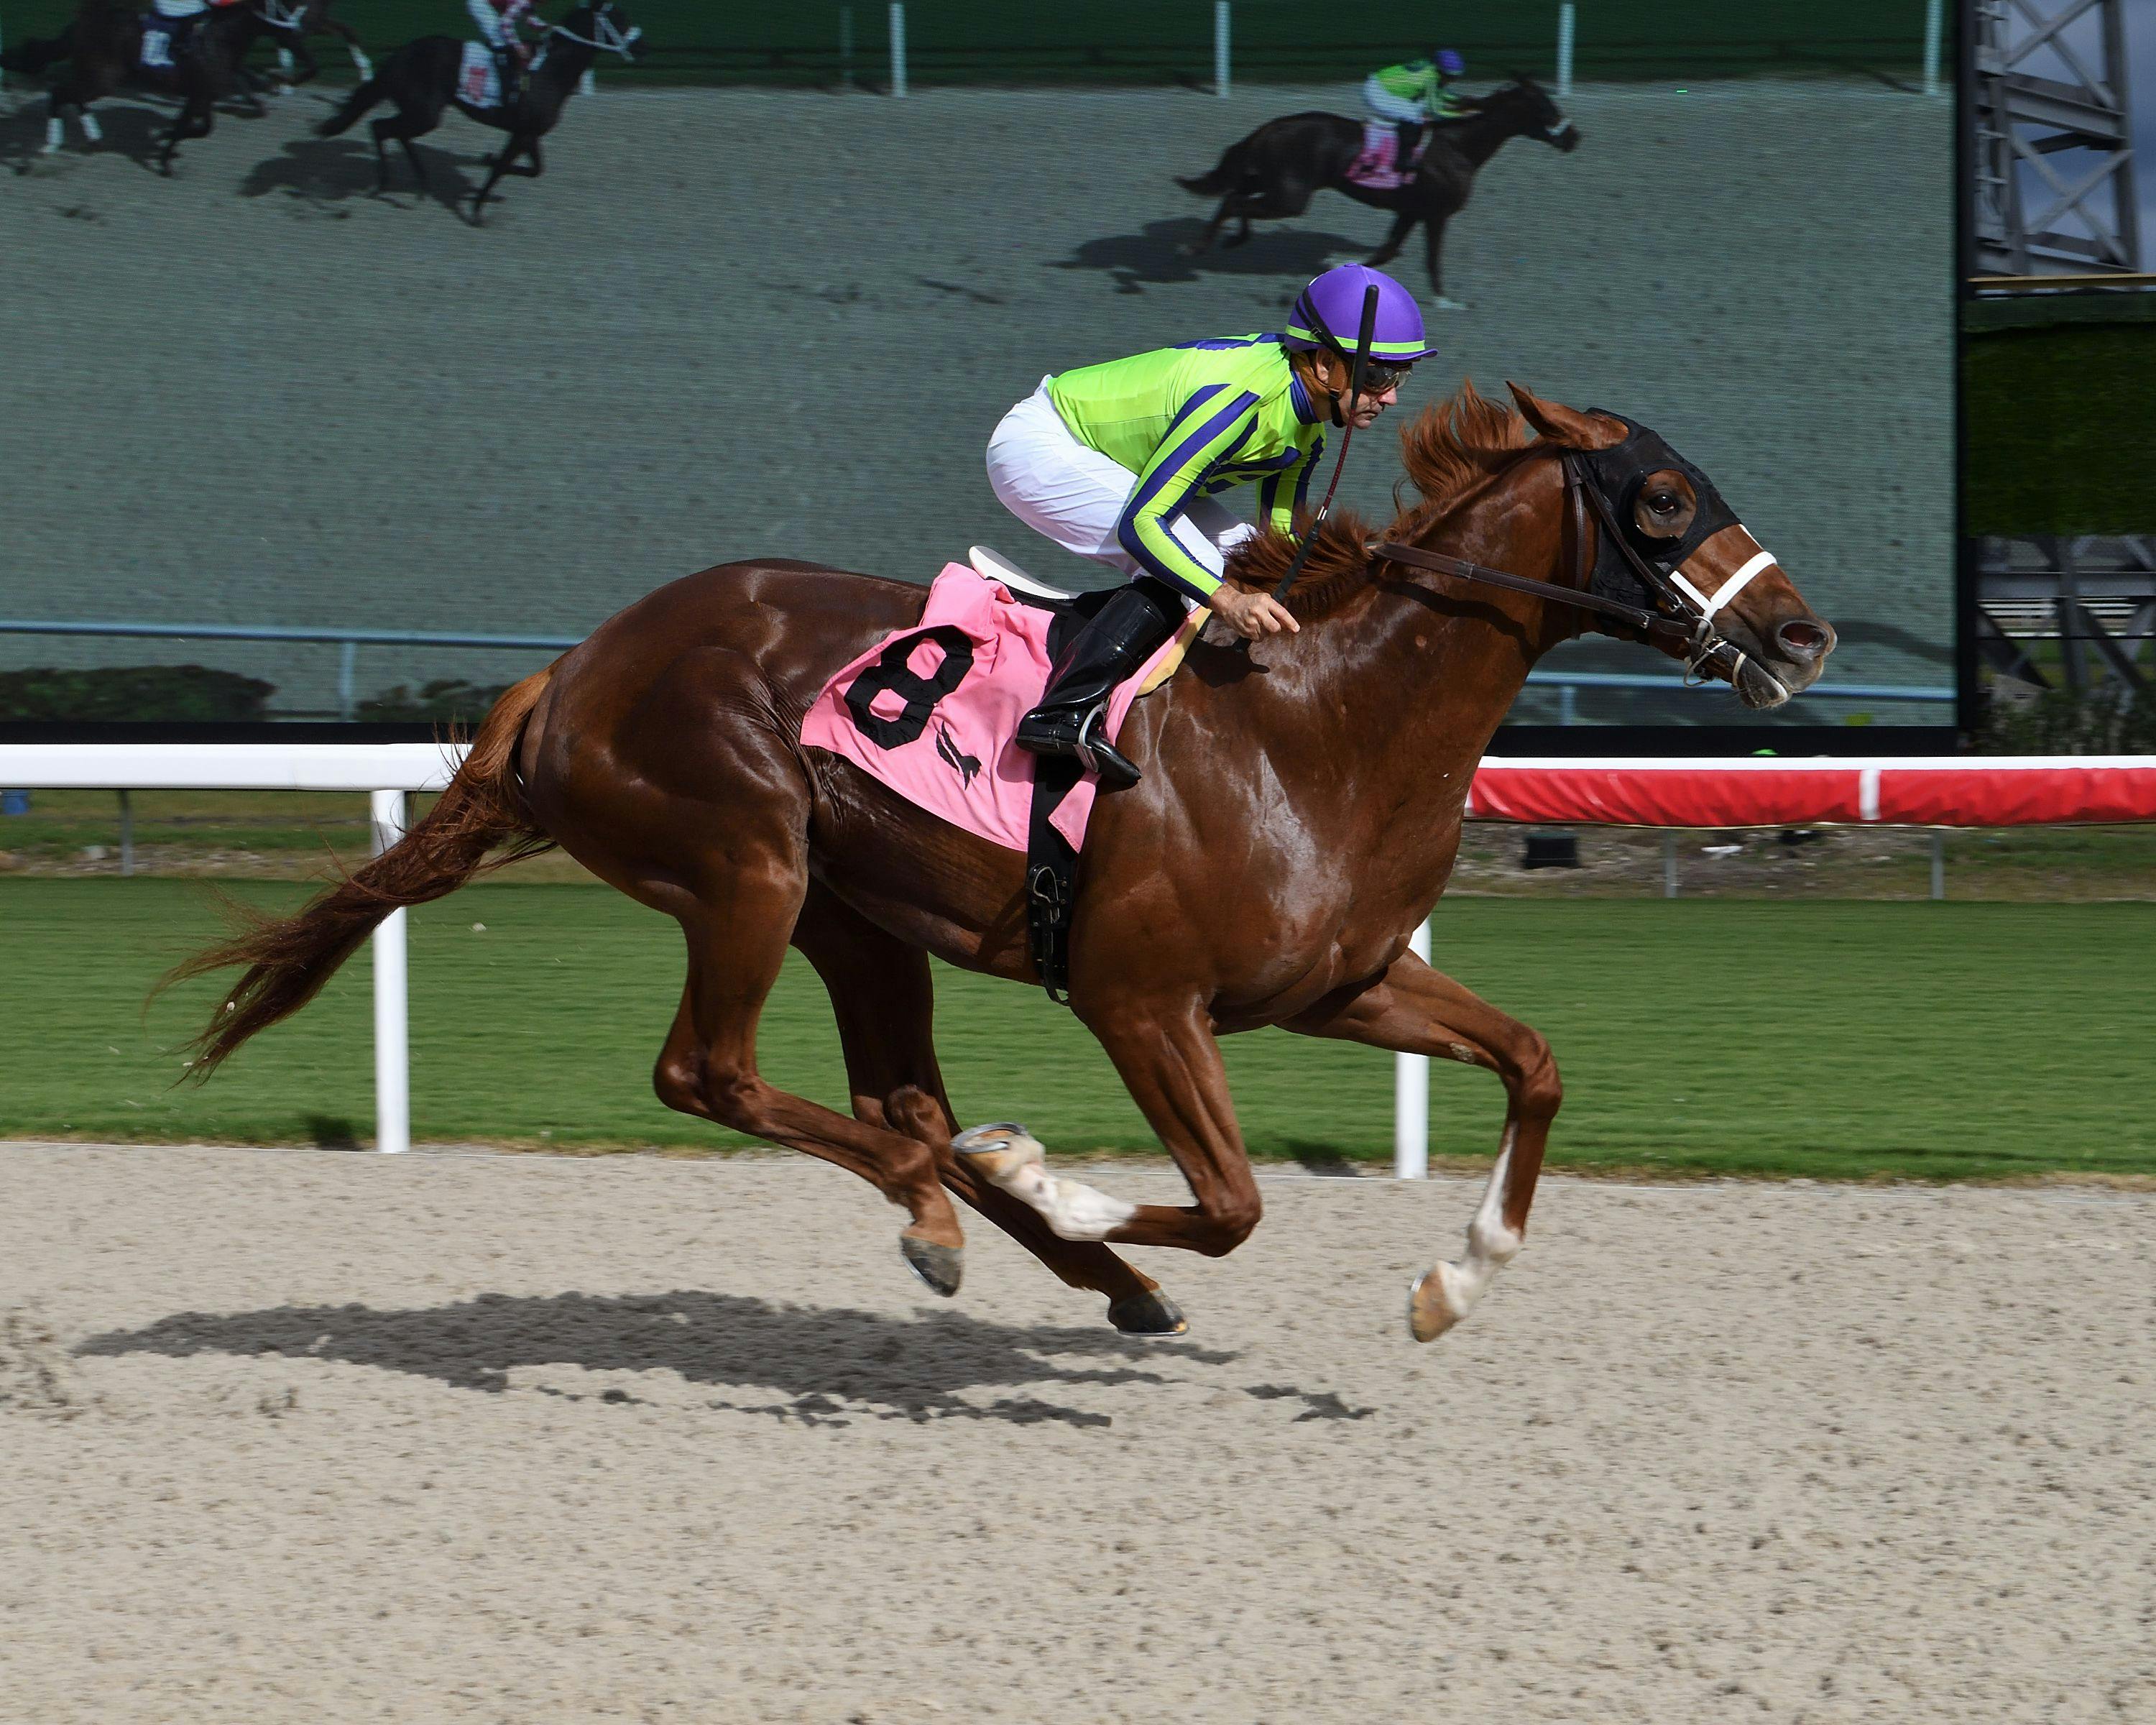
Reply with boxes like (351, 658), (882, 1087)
(1363, 77), (1424, 124)
(152, 0), (209, 19)
(985, 380), (1252, 593)
(467, 0), (509, 49)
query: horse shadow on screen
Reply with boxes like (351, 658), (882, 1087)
(238, 135), (476, 211)
(1051, 217), (1370, 295)
(76, 1289), (1269, 1430)
(1, 101), (169, 173)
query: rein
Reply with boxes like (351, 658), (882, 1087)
(1373, 450), (1783, 693)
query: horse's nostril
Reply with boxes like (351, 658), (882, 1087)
(1777, 620), (1831, 661)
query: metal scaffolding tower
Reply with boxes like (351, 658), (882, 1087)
(1971, 0), (2141, 275)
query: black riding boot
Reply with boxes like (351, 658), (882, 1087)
(1014, 580), (1184, 789)
(1396, 120), (1422, 174)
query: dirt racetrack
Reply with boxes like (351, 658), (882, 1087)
(4, 1140), (2150, 1722)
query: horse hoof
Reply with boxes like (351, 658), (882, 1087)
(1406, 1266), (1464, 1343)
(1108, 1289), (1187, 1336)
(951, 1121), (1044, 1185)
(1432, 297), (1470, 313)
(900, 1233), (963, 1299)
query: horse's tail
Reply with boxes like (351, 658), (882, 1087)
(1, 27), (72, 74)
(1177, 135), (1255, 197)
(317, 74), (384, 136)
(171, 666), (558, 1077)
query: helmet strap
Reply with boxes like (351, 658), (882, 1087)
(1295, 283), (1382, 428)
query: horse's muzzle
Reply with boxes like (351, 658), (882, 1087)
(1730, 614), (1835, 709)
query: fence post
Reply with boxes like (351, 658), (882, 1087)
(370, 788), (411, 1155)
(1930, 830), (1945, 900)
(1393, 919), (1432, 1178)
(1662, 830), (1678, 898)
(1556, 2), (1575, 98)
(1214, 1), (1230, 98)
(888, 2), (907, 98)
(1922, 0), (1943, 98)
(338, 640), (356, 722)
(119, 788), (134, 877)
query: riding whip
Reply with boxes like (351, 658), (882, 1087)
(1240, 284), (1380, 644)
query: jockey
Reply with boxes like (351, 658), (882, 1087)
(986, 263), (1438, 787)
(1363, 48), (1471, 179)
(467, 0), (548, 104)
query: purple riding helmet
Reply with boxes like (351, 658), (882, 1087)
(1283, 264), (1441, 373)
(1434, 47), (1466, 76)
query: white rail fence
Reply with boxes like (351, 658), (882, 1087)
(6, 746), (2150, 1173)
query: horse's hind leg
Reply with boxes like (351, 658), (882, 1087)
(649, 868), (969, 1296)
(1364, 207), (1416, 268)
(791, 884), (1179, 1333)
(1282, 952), (1561, 1340)
(369, 106), (438, 195)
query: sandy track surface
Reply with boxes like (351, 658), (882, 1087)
(5, 1142), (2151, 1721)
(0, 82), (1950, 719)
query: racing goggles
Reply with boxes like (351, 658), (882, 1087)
(1350, 359), (1413, 395)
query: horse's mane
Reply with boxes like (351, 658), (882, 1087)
(1222, 379), (1537, 619)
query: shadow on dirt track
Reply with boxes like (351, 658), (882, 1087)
(1051, 216), (1370, 294)
(1, 99), (170, 172)
(239, 132), (478, 213)
(78, 1289), (1272, 1429)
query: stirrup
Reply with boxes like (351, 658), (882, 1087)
(1076, 709), (1141, 789)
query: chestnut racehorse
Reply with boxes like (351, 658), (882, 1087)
(178, 384), (1835, 1342)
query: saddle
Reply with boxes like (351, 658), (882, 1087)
(1347, 122), (1422, 191)
(797, 551), (1200, 1006)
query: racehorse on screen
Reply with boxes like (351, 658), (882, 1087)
(1178, 77), (1580, 308)
(176, 384), (1834, 1343)
(315, 1), (639, 223)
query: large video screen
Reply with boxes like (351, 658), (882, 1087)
(0, 1), (1955, 730)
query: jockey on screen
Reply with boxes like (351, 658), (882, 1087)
(467, 0), (548, 104)
(985, 263), (1439, 788)
(1363, 47), (1473, 180)
(144, 0), (239, 65)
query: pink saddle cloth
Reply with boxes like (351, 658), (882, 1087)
(1347, 121), (1416, 190)
(800, 565), (1189, 856)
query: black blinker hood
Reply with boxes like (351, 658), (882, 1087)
(1578, 412), (1741, 617)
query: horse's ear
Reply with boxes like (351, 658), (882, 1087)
(1507, 382), (1627, 450)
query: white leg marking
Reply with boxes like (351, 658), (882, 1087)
(951, 1124), (1136, 1243)
(80, 111), (103, 144)
(352, 50), (374, 80)
(277, 46), (295, 74)
(45, 115), (64, 154)
(1423, 1128), (1524, 1328)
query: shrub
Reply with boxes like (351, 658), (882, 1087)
(0, 664), (275, 722)
(1973, 683), (2156, 755)
(355, 679), (512, 723)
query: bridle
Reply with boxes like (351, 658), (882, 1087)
(1375, 446), (1787, 697)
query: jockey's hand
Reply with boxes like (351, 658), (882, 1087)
(1210, 586), (1300, 639)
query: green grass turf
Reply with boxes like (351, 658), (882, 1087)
(5, 879), (2150, 1179)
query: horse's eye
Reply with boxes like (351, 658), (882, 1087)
(1650, 492), (1677, 513)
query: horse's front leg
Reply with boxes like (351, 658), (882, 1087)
(955, 996), (1260, 1275)
(469, 136), (518, 222)
(1421, 211), (1466, 310)
(1283, 950), (1561, 1340)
